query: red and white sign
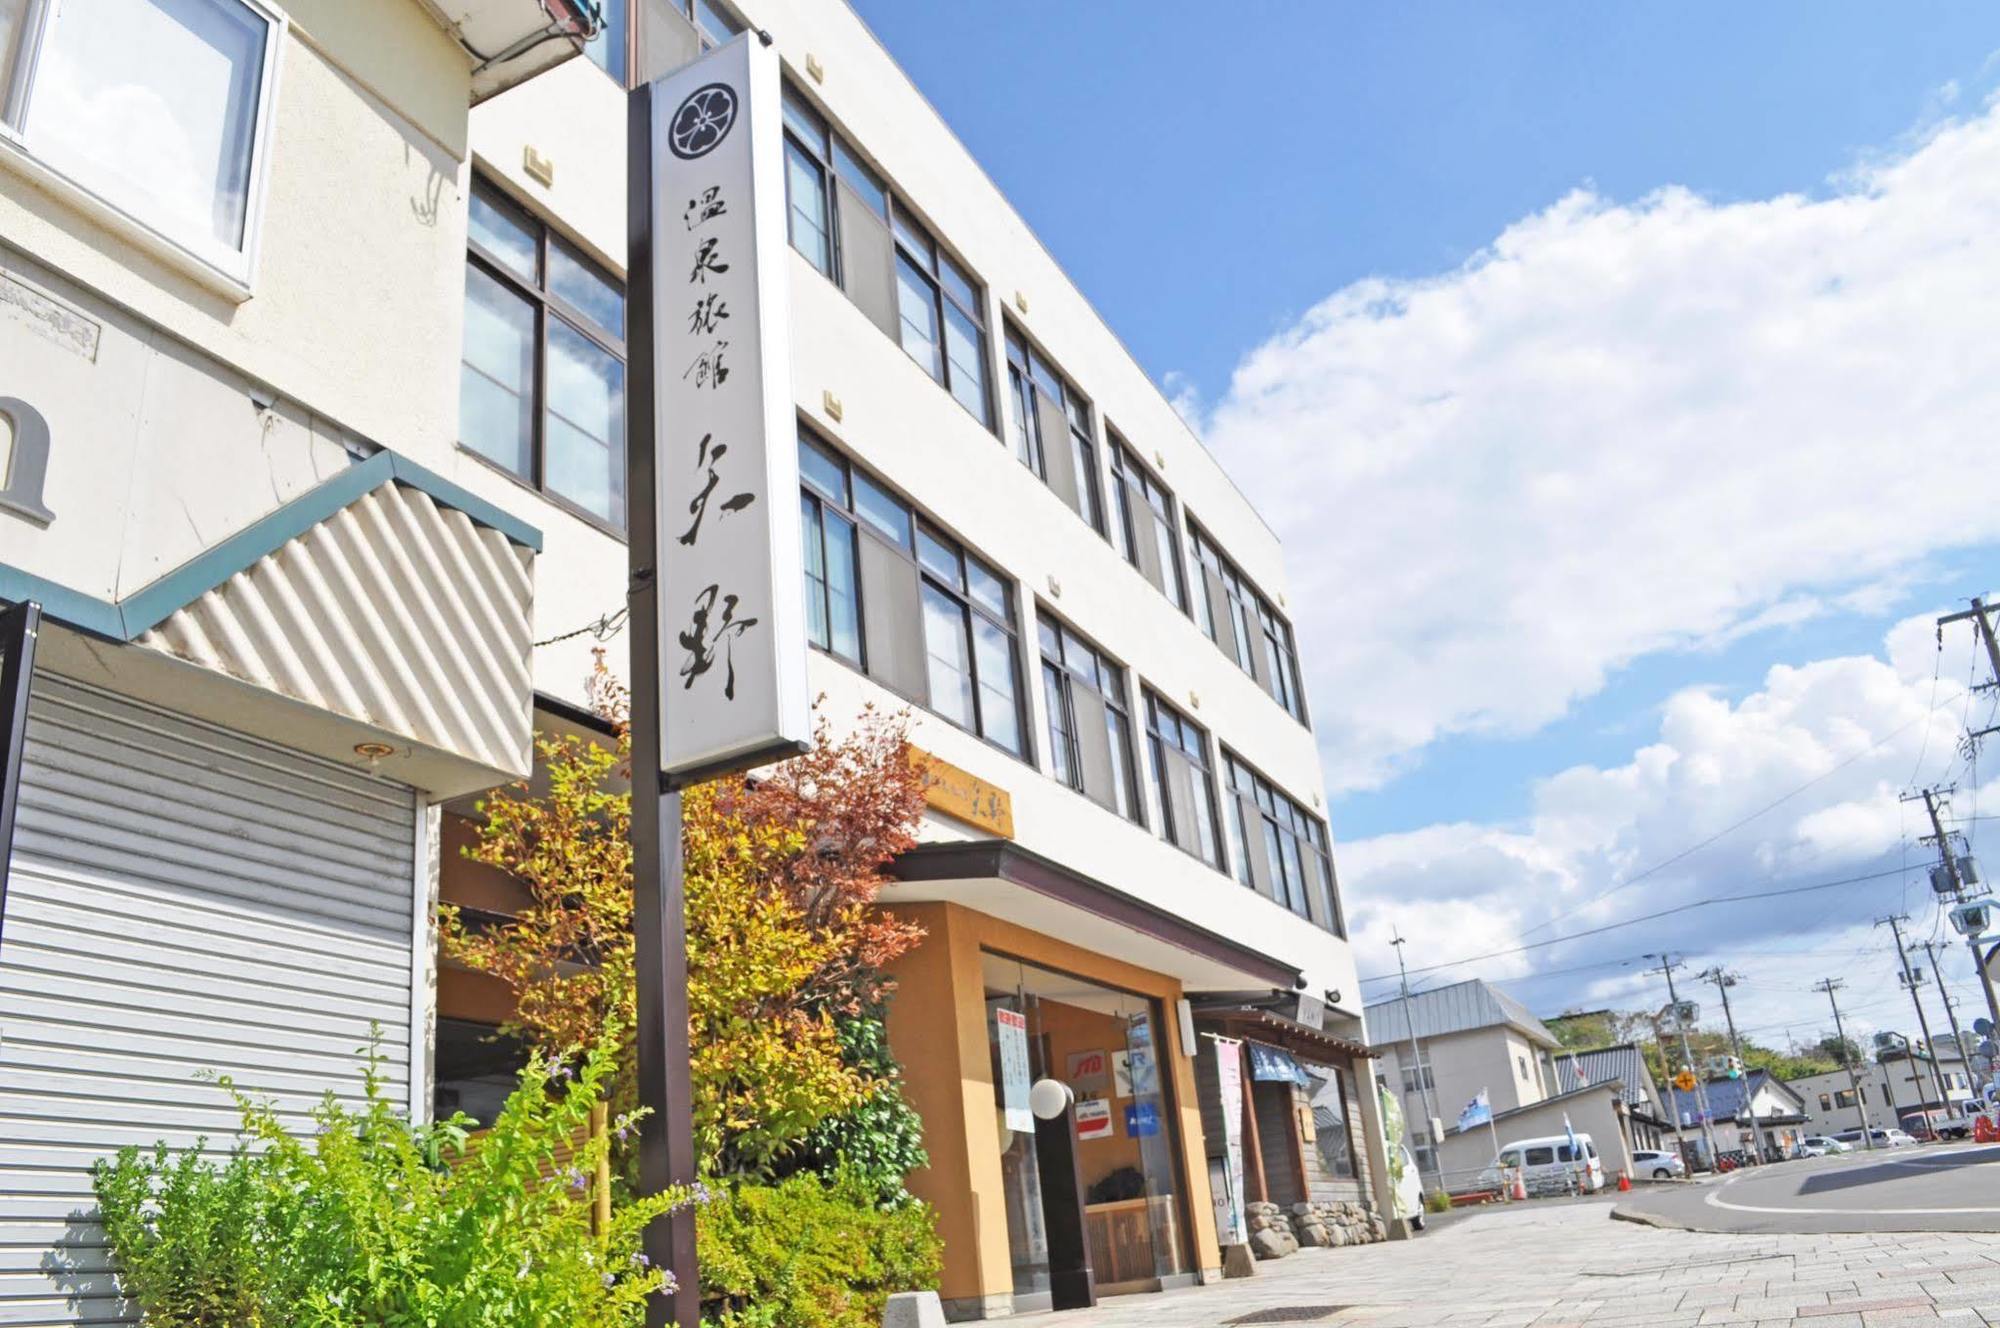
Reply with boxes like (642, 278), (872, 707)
(1067, 1048), (1108, 1090)
(1075, 1097), (1113, 1141)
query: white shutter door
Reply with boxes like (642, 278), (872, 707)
(0, 675), (418, 1325)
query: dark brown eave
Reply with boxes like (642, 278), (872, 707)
(1194, 1005), (1371, 1061)
(891, 840), (1303, 991)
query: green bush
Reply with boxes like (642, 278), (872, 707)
(1422, 1189), (1454, 1214)
(699, 1170), (942, 1328)
(92, 1034), (692, 1328)
(776, 1012), (929, 1206)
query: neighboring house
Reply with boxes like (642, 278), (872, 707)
(1367, 980), (1633, 1186)
(1553, 1043), (1674, 1152)
(1790, 1050), (1979, 1137)
(1668, 1071), (1811, 1160)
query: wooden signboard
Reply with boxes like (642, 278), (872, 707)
(909, 747), (1014, 838)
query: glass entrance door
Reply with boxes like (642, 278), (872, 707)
(981, 952), (1190, 1297)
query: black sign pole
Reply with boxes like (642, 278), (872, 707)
(627, 79), (701, 1328)
(0, 599), (39, 960)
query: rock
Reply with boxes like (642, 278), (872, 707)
(1250, 1227), (1294, 1260)
(882, 1291), (946, 1328)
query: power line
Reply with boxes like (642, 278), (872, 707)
(1357, 861), (1916, 984)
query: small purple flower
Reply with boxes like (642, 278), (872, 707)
(689, 1180), (714, 1206)
(567, 1169), (589, 1192)
(631, 1253), (651, 1269)
(602, 1272), (618, 1288)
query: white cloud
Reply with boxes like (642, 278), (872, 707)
(1344, 616), (2000, 1045)
(1196, 97), (2000, 793)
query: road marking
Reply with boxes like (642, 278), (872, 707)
(1703, 1152), (2000, 1216)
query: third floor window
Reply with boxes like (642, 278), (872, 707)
(1191, 526), (1307, 724)
(1006, 323), (1104, 535)
(1108, 436), (1189, 613)
(782, 85), (991, 427)
(1038, 613), (1140, 825)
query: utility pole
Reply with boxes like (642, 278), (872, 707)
(1909, 786), (2000, 1034)
(1653, 954), (1722, 1167)
(1391, 931), (1445, 1193)
(1879, 915), (1952, 1107)
(1699, 967), (1755, 1161)
(1924, 940), (1975, 1100)
(1815, 978), (1875, 1150)
(1938, 596), (2000, 695)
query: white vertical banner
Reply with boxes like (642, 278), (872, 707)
(650, 34), (809, 780)
(1212, 1036), (1247, 1246)
(997, 1007), (1033, 1133)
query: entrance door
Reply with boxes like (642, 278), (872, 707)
(982, 952), (1191, 1299)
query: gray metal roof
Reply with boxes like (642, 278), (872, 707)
(1364, 978), (1561, 1050)
(1552, 1043), (1658, 1112)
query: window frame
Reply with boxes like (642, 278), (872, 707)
(1221, 748), (1343, 935)
(0, 0), (287, 297)
(1189, 522), (1310, 726)
(460, 176), (629, 535)
(1108, 432), (1191, 614)
(1005, 320), (1106, 536)
(1143, 689), (1225, 872)
(779, 79), (994, 430)
(797, 428), (1030, 762)
(1036, 608), (1143, 826)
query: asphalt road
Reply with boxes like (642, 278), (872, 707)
(1617, 1142), (2000, 1233)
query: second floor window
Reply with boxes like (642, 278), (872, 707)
(1401, 1051), (1434, 1095)
(459, 183), (627, 529)
(1145, 692), (1222, 870)
(1038, 614), (1140, 823)
(1108, 437), (1189, 612)
(0, 0), (282, 286)
(1006, 324), (1103, 534)
(781, 85), (991, 426)
(1191, 526), (1308, 724)
(799, 431), (1026, 757)
(1221, 752), (1342, 934)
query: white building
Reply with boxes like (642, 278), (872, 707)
(0, 0), (1379, 1321)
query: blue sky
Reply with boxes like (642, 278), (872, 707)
(850, 2), (2000, 1041)
(849, 2), (2000, 396)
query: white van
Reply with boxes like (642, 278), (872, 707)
(1481, 1134), (1605, 1195)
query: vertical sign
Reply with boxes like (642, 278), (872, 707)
(996, 1007), (1033, 1132)
(1212, 1036), (1247, 1246)
(650, 35), (809, 781)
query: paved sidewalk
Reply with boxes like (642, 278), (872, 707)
(1008, 1201), (2000, 1328)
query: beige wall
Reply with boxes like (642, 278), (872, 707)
(1376, 1024), (1558, 1151)
(1435, 1087), (1632, 1187)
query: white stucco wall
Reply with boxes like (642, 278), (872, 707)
(459, 4), (1355, 1002)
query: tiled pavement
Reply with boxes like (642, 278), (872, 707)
(1009, 1201), (2000, 1328)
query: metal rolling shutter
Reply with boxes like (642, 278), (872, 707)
(0, 675), (417, 1326)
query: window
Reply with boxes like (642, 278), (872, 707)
(460, 181), (627, 528)
(1145, 691), (1222, 870)
(1518, 1055), (1530, 1080)
(1108, 437), (1190, 612)
(1399, 1049), (1433, 1095)
(1221, 752), (1342, 934)
(686, 0), (742, 49)
(1038, 612), (1140, 823)
(1819, 1093), (1832, 1112)
(1006, 323), (1104, 533)
(1190, 525), (1308, 724)
(0, 0), (282, 285)
(780, 82), (992, 426)
(797, 431), (1026, 756)
(1524, 1146), (1555, 1167)
(1834, 1089), (1858, 1110)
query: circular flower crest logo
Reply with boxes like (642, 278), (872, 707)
(669, 83), (738, 160)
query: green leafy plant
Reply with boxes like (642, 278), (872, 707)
(1422, 1189), (1455, 1214)
(698, 1170), (942, 1328)
(775, 1010), (929, 1208)
(92, 1032), (694, 1327)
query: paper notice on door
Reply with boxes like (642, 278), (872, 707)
(996, 1007), (1032, 1132)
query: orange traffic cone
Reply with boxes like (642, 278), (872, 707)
(1511, 1173), (1528, 1201)
(1617, 1173), (1631, 1193)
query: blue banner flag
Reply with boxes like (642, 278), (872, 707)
(1456, 1089), (1492, 1132)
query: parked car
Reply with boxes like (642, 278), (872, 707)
(1480, 1134), (1605, 1195)
(1393, 1144), (1427, 1232)
(1630, 1148), (1687, 1181)
(1833, 1127), (1909, 1148)
(1798, 1136), (1852, 1156)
